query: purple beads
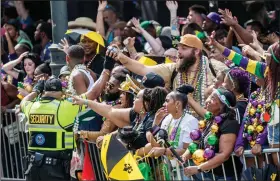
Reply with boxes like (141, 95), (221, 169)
(203, 148), (215, 160)
(190, 129), (201, 141)
(214, 116), (222, 124)
(252, 100), (258, 108)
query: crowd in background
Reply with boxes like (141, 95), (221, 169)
(1, 0), (280, 180)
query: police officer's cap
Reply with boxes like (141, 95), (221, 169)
(44, 78), (63, 92)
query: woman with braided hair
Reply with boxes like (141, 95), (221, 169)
(208, 32), (280, 169)
(72, 85), (168, 150)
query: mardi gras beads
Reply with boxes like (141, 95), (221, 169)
(203, 148), (215, 160)
(188, 112), (224, 165)
(190, 129), (201, 141)
(188, 142), (198, 154)
(192, 149), (205, 166)
(242, 88), (270, 147)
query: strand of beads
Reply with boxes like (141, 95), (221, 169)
(242, 88), (271, 147)
(188, 111), (224, 166)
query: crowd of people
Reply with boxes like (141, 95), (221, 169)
(1, 0), (280, 181)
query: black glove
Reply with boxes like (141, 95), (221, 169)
(104, 56), (115, 71)
(32, 80), (45, 94)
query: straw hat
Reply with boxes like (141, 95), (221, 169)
(68, 17), (96, 31)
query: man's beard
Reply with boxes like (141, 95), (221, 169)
(103, 92), (120, 102)
(176, 54), (196, 73)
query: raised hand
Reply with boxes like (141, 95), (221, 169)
(249, 30), (264, 54)
(4, 32), (11, 41)
(166, 1), (178, 12)
(206, 31), (218, 47)
(123, 37), (135, 47)
(154, 107), (168, 126)
(98, 0), (108, 11)
(131, 18), (142, 34)
(239, 43), (260, 59)
(219, 8), (237, 26)
(106, 45), (121, 60)
(16, 51), (29, 63)
(58, 38), (70, 54)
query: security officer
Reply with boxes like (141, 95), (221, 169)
(20, 78), (81, 180)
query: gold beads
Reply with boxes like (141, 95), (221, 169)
(199, 120), (206, 129)
(256, 125), (264, 133)
(249, 108), (256, 116)
(211, 124), (219, 133)
(247, 125), (255, 132)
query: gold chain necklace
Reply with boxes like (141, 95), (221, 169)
(86, 54), (97, 68)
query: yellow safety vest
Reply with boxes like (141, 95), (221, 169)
(24, 98), (81, 151)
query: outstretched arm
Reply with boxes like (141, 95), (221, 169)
(106, 48), (153, 76)
(131, 18), (165, 56)
(96, 1), (107, 37)
(72, 96), (131, 128)
(166, 1), (179, 37)
(219, 9), (253, 44)
(208, 31), (267, 79)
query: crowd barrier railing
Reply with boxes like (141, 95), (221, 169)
(1, 109), (28, 181)
(78, 138), (279, 181)
(1, 109), (279, 181)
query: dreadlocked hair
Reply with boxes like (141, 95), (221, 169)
(142, 87), (168, 114)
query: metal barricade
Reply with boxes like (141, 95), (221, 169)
(1, 109), (28, 181)
(174, 148), (280, 181)
(76, 137), (280, 181)
(2, 112), (279, 181)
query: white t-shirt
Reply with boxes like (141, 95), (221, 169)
(161, 113), (198, 149)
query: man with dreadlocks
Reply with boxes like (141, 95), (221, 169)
(208, 32), (280, 169)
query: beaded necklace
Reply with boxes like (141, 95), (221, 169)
(166, 110), (187, 147)
(242, 88), (272, 147)
(67, 64), (88, 95)
(177, 56), (208, 115)
(85, 54), (97, 68)
(188, 111), (225, 166)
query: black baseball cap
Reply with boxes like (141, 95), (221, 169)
(142, 72), (165, 88)
(44, 78), (62, 92)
